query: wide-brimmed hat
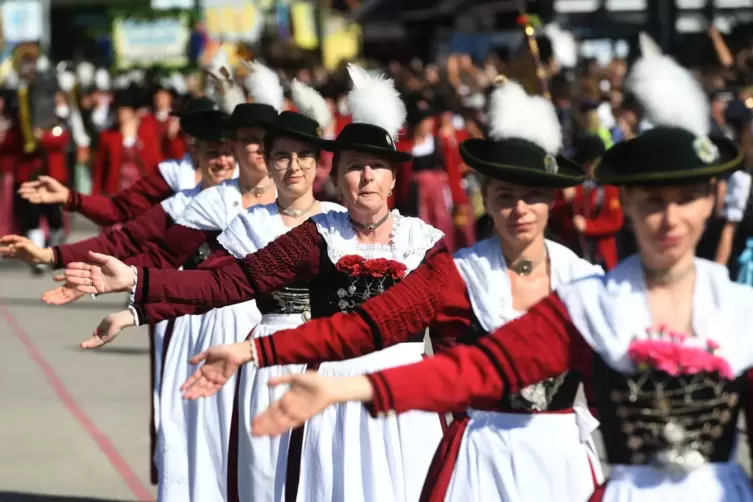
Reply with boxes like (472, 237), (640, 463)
(320, 63), (412, 163)
(226, 103), (278, 131)
(595, 33), (742, 186)
(263, 79), (331, 147)
(181, 109), (229, 142)
(265, 110), (325, 144)
(459, 76), (585, 188)
(171, 96), (219, 117)
(322, 122), (411, 162)
(596, 128), (740, 185)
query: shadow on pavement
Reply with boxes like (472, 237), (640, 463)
(0, 297), (127, 311)
(0, 493), (138, 502)
(70, 345), (150, 356)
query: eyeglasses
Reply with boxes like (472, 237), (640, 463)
(271, 152), (317, 171)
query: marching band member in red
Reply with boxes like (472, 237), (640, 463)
(552, 134), (624, 270)
(15, 97), (218, 228)
(65, 64), (444, 502)
(243, 35), (751, 502)
(2, 47), (72, 274)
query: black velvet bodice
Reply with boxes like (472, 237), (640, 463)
(411, 138), (446, 173)
(256, 283), (311, 316)
(309, 261), (403, 317)
(593, 356), (744, 468)
(460, 315), (580, 412)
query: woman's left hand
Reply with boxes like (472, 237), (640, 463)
(251, 374), (374, 437)
(80, 309), (136, 349)
(181, 342), (253, 399)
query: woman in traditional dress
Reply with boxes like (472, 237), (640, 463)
(180, 76), (606, 502)
(245, 35), (753, 502)
(66, 64), (444, 502)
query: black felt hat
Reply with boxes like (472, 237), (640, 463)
(171, 96), (219, 117)
(594, 127), (741, 186)
(265, 110), (326, 145)
(180, 109), (229, 142)
(113, 87), (140, 109)
(321, 122), (412, 162)
(572, 134), (606, 166)
(226, 103), (278, 131)
(460, 137), (586, 188)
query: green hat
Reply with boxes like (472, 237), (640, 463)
(595, 128), (741, 186)
(322, 122), (412, 162)
(459, 77), (585, 188)
(321, 63), (412, 163)
(595, 33), (742, 186)
(263, 79), (333, 147)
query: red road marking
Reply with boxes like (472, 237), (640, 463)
(0, 305), (154, 501)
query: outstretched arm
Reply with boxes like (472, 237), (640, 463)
(250, 293), (591, 437)
(131, 220), (324, 321)
(123, 224), (220, 269)
(65, 170), (175, 226)
(52, 203), (174, 268)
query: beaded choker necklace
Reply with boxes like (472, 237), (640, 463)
(350, 211), (390, 233)
(277, 200), (316, 218)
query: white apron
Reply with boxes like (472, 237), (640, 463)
(447, 238), (604, 502)
(559, 256), (753, 502)
(290, 210), (444, 502)
(157, 180), (247, 502)
(224, 202), (345, 502)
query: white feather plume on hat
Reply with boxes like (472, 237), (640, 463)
(241, 61), (284, 112)
(487, 77), (562, 154)
(346, 63), (406, 141)
(206, 67), (245, 114)
(76, 62), (94, 88)
(58, 71), (76, 93)
(290, 79), (332, 129)
(627, 32), (710, 137)
(94, 68), (110, 91)
(545, 24), (578, 69)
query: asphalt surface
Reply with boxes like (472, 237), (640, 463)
(0, 221), (749, 502)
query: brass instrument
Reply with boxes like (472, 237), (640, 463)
(14, 43), (41, 153)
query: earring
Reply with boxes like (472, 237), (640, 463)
(388, 190), (393, 196)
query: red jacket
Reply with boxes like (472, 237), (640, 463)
(0, 124), (71, 184)
(551, 184), (623, 270)
(92, 121), (163, 196)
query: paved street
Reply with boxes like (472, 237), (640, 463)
(0, 226), (155, 502)
(0, 222), (749, 501)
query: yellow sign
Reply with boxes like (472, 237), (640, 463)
(291, 2), (318, 50)
(322, 14), (361, 71)
(203, 2), (262, 43)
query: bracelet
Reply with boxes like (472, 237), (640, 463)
(248, 338), (259, 368)
(127, 305), (141, 327)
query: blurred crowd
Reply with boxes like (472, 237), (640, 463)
(1, 25), (751, 277)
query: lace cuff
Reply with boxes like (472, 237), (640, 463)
(248, 338), (260, 368)
(128, 266), (138, 303)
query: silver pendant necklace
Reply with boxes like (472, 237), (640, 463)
(277, 200), (317, 218)
(507, 250), (548, 276)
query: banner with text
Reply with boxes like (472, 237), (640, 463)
(112, 11), (192, 69)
